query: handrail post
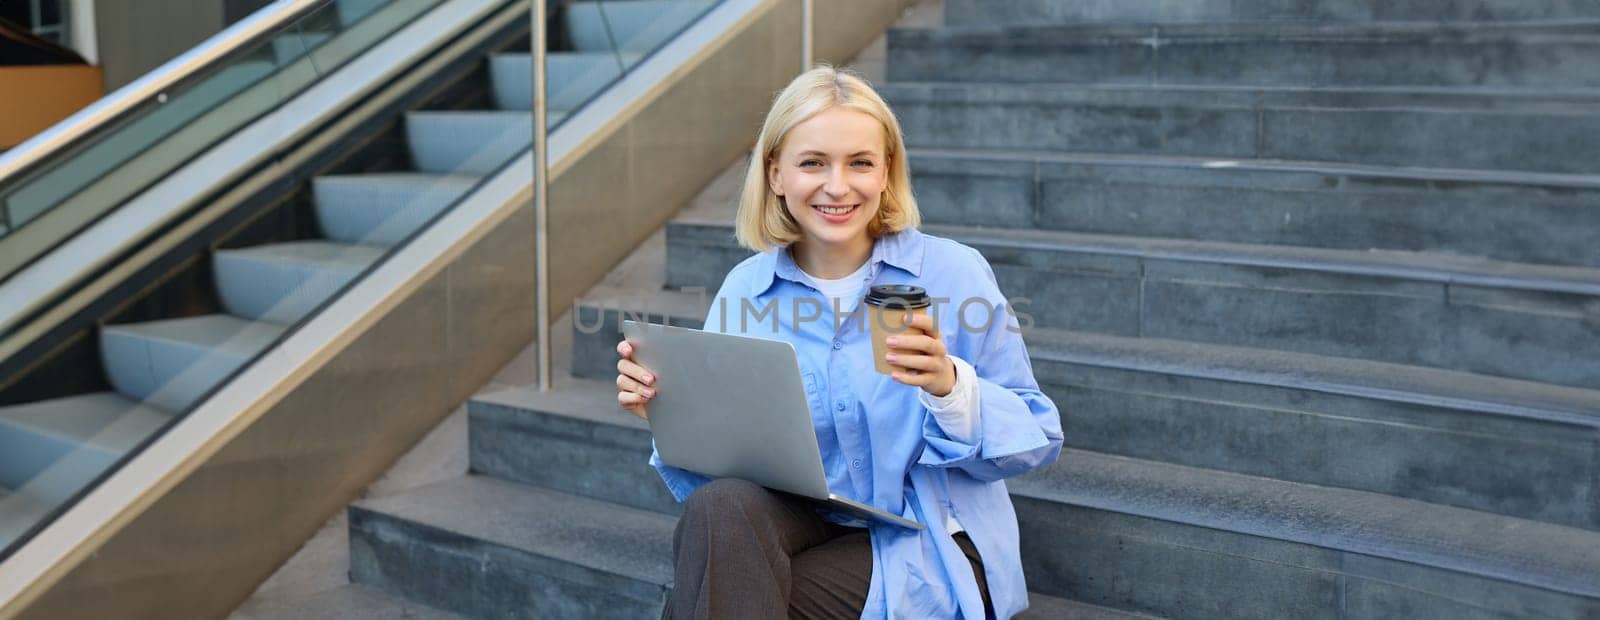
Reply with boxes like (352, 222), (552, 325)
(801, 0), (813, 72)
(532, 0), (552, 392)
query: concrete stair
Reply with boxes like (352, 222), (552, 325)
(233, 584), (467, 620)
(416, 380), (1600, 619)
(353, 387), (1164, 618)
(889, 21), (1600, 88)
(350, 476), (677, 618)
(881, 81), (1600, 174)
(907, 148), (1600, 268)
(943, 0), (1600, 25)
(1011, 450), (1600, 618)
(567, 285), (1600, 529)
(661, 218), (1600, 391)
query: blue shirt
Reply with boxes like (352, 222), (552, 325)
(649, 227), (1064, 619)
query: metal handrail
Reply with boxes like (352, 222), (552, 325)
(0, 0), (330, 186)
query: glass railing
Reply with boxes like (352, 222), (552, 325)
(0, 0), (724, 562)
(0, 0), (444, 289)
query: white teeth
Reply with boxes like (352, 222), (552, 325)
(816, 205), (855, 215)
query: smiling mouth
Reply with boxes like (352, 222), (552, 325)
(813, 204), (858, 216)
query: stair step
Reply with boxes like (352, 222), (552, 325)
(348, 476), (676, 618)
(569, 285), (1600, 528)
(463, 380), (1600, 617)
(564, 0), (715, 54)
(311, 173), (478, 246)
(404, 111), (534, 175)
(1014, 449), (1600, 618)
(1028, 328), (1600, 530)
(470, 378), (679, 515)
(100, 314), (286, 412)
(664, 218), (1600, 390)
(232, 584), (466, 620)
(907, 148), (1600, 268)
(1022, 592), (1164, 619)
(488, 51), (642, 112)
(347, 472), (1127, 618)
(214, 241), (386, 325)
(891, 21), (1600, 88)
(572, 285), (708, 380)
(0, 392), (172, 499)
(879, 81), (1600, 174)
(943, 0), (1600, 26)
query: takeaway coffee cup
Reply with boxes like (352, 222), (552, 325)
(865, 284), (932, 375)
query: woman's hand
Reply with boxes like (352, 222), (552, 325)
(616, 339), (655, 420)
(884, 312), (957, 397)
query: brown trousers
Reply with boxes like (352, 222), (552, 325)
(662, 478), (990, 619)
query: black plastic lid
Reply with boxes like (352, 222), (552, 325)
(864, 284), (930, 310)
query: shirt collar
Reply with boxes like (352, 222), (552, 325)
(748, 227), (926, 298)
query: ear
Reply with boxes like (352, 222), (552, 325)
(767, 157), (784, 197)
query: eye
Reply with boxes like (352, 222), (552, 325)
(799, 159), (823, 168)
(852, 159), (875, 169)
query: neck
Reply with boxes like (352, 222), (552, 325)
(791, 236), (873, 279)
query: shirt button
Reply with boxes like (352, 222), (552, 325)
(852, 459), (862, 469)
(835, 402), (847, 411)
(831, 340), (842, 350)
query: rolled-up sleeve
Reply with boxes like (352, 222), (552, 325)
(917, 253), (1064, 481)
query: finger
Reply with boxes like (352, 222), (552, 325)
(616, 340), (633, 358)
(617, 393), (649, 420)
(890, 369), (934, 387)
(905, 312), (938, 335)
(885, 333), (945, 357)
(616, 374), (655, 398)
(619, 390), (650, 407)
(885, 352), (944, 373)
(617, 358), (654, 385)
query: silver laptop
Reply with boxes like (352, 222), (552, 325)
(622, 320), (924, 530)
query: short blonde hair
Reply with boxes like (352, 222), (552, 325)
(735, 65), (919, 253)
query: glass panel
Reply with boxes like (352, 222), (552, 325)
(0, 0), (442, 283)
(0, 0), (730, 562)
(0, 0), (445, 560)
(548, 0), (718, 130)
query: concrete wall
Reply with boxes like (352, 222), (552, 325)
(94, 0), (225, 91)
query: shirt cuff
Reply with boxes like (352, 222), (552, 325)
(918, 355), (981, 444)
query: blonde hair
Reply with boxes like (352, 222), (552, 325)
(735, 65), (919, 253)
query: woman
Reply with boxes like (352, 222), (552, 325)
(617, 66), (1063, 619)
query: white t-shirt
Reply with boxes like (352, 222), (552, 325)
(807, 260), (871, 315)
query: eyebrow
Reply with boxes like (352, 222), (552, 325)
(797, 150), (881, 158)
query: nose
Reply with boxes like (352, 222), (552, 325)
(823, 165), (848, 198)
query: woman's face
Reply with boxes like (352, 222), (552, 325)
(768, 106), (889, 254)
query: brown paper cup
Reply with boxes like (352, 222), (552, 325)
(869, 306), (929, 374)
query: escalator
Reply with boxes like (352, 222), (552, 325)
(0, 0), (722, 609)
